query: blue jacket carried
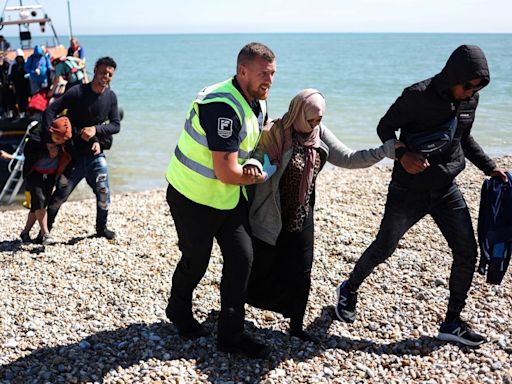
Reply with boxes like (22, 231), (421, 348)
(477, 172), (512, 284)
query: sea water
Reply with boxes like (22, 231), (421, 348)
(13, 33), (512, 193)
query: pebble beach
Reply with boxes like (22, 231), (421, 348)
(1, 157), (511, 384)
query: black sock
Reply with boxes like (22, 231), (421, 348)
(444, 310), (460, 323)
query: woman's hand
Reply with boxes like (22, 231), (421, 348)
(243, 164), (261, 176)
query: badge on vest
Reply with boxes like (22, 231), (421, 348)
(218, 118), (233, 138)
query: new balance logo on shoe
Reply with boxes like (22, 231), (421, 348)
(337, 296), (347, 306)
(437, 320), (486, 347)
(452, 327), (466, 338)
(335, 280), (357, 323)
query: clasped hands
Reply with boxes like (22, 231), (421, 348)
(242, 154), (277, 182)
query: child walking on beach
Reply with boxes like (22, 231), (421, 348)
(19, 116), (73, 244)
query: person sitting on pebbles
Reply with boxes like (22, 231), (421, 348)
(245, 89), (401, 343)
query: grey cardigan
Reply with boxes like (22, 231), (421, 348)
(249, 123), (396, 245)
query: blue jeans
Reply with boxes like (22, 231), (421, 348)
(348, 181), (477, 314)
(47, 153), (111, 231)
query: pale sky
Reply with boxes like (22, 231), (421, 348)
(3, 0), (512, 35)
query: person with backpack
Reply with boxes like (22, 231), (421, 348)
(334, 45), (508, 347)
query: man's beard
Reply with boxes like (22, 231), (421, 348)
(248, 82), (270, 100)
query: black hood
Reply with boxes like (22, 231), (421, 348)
(434, 45), (490, 94)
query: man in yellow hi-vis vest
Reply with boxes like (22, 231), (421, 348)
(165, 43), (277, 359)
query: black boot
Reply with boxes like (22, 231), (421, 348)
(34, 232), (43, 244)
(165, 300), (208, 339)
(97, 226), (116, 240)
(20, 231), (31, 243)
(217, 333), (270, 359)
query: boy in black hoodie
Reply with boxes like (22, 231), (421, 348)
(335, 45), (508, 346)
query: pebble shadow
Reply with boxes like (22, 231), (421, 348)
(64, 235), (97, 246)
(0, 306), (466, 383)
(0, 240), (22, 253)
(305, 306), (447, 357)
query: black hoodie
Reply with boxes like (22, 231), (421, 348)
(377, 44), (496, 190)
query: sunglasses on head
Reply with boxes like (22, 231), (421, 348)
(462, 81), (483, 92)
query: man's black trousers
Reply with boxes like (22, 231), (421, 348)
(166, 183), (253, 343)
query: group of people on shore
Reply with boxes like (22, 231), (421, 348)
(1, 54), (120, 244)
(164, 41), (508, 359)
(3, 39), (509, 360)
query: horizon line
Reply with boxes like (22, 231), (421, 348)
(2, 31), (512, 38)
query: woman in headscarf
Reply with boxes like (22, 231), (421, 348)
(247, 89), (402, 342)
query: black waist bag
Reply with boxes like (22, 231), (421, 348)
(405, 117), (457, 156)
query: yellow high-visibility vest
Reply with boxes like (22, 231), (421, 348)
(166, 78), (266, 209)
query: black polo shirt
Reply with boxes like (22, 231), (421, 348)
(198, 76), (265, 153)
